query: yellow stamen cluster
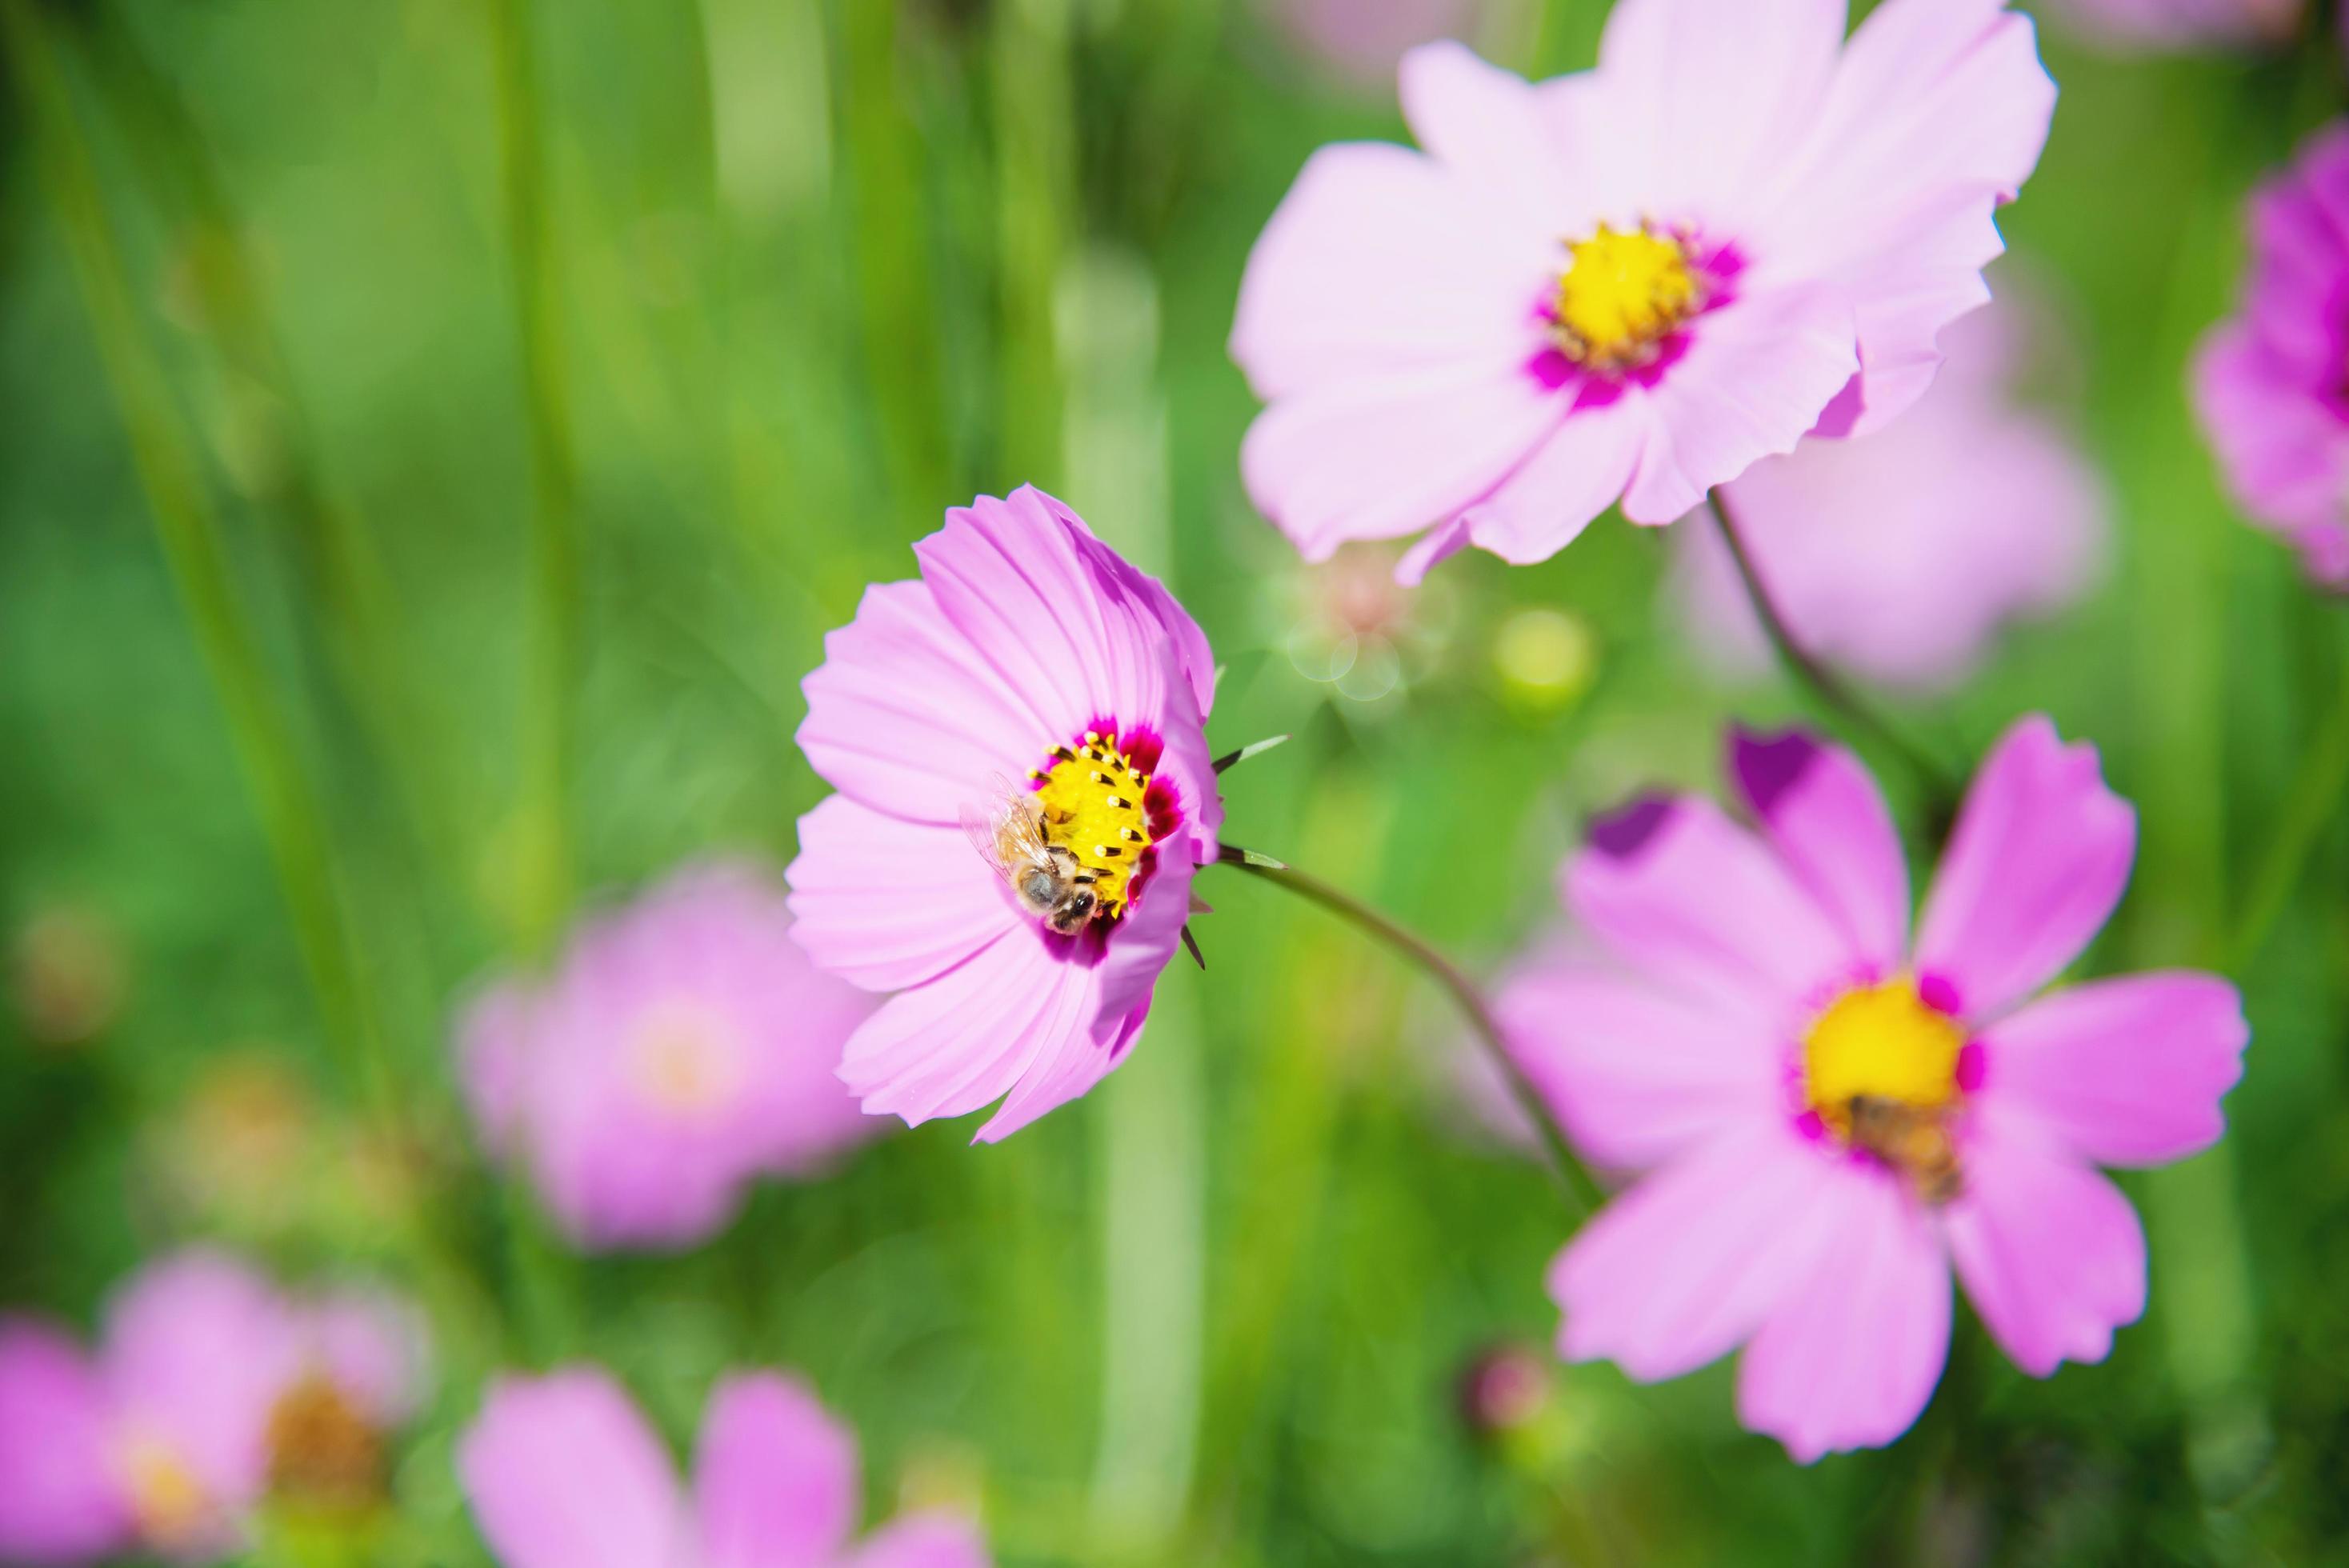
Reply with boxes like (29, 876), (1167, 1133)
(1801, 979), (1966, 1138)
(1030, 730), (1155, 918)
(629, 1002), (740, 1114)
(1553, 223), (1701, 371)
(121, 1434), (211, 1551)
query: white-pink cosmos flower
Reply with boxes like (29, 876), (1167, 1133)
(787, 487), (1221, 1140)
(1503, 722), (2247, 1461)
(1231, 0), (2057, 580)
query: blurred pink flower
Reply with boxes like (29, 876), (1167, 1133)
(1267, 0), (1483, 87)
(458, 1368), (988, 1568)
(1506, 722), (2246, 1461)
(459, 861), (882, 1253)
(2038, 0), (2298, 51)
(1230, 0), (2055, 582)
(0, 1250), (427, 1564)
(2191, 121), (2349, 592)
(787, 486), (1221, 1141)
(1672, 296), (2107, 690)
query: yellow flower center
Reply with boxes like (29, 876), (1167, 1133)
(1801, 979), (1969, 1204)
(1030, 730), (1157, 918)
(120, 1433), (211, 1551)
(1552, 223), (1701, 371)
(628, 1002), (741, 1114)
(1802, 979), (1965, 1136)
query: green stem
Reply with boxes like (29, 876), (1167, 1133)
(4, 0), (397, 1125)
(2220, 616), (2349, 974)
(489, 0), (582, 958)
(1706, 490), (1960, 814)
(1214, 844), (1603, 1218)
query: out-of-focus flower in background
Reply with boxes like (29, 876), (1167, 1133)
(788, 487), (1222, 1141)
(0, 1250), (427, 1565)
(2034, 0), (2299, 53)
(457, 1368), (989, 1568)
(2192, 120), (2349, 593)
(1507, 722), (2247, 1460)
(1230, 0), (2055, 580)
(1672, 294), (2107, 690)
(8, 905), (128, 1050)
(458, 861), (881, 1254)
(1264, 0), (1484, 89)
(1278, 544), (1455, 708)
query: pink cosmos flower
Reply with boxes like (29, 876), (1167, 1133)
(786, 486), (1221, 1140)
(2038, 0), (2298, 52)
(458, 860), (883, 1252)
(1673, 295), (2107, 690)
(0, 1250), (428, 1564)
(2191, 122), (2349, 593)
(1230, 0), (2056, 581)
(458, 1368), (988, 1568)
(1504, 719), (2247, 1461)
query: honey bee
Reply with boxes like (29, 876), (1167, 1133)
(962, 779), (1100, 935)
(1846, 1095), (1963, 1206)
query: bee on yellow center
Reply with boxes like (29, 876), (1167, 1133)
(1801, 979), (1968, 1205)
(1552, 223), (1703, 372)
(965, 730), (1158, 933)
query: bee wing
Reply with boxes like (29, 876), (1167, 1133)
(958, 774), (1046, 873)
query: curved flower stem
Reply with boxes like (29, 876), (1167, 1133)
(2221, 624), (2349, 974)
(1705, 490), (1962, 814)
(1215, 844), (1603, 1218)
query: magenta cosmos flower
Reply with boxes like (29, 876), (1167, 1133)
(786, 486), (1220, 1140)
(2192, 122), (2349, 593)
(460, 860), (884, 1252)
(0, 1250), (427, 1564)
(458, 1368), (987, 1568)
(1673, 294), (2107, 690)
(1230, 0), (2056, 581)
(1500, 719), (2247, 1461)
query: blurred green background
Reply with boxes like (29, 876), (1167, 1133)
(5, 0), (2349, 1562)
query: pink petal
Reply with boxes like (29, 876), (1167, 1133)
(456, 1371), (691, 1568)
(1496, 961), (1781, 1172)
(1943, 1134), (2146, 1378)
(1979, 973), (2247, 1167)
(456, 981), (537, 1160)
(101, 1250), (300, 1520)
(838, 931), (1100, 1128)
(1591, 0), (1844, 223)
(1548, 1124), (1846, 1381)
(843, 1514), (993, 1568)
(1230, 139), (1554, 399)
(1239, 354), (1567, 559)
(1396, 42), (1586, 235)
(300, 1286), (432, 1429)
(798, 580), (1046, 827)
(1914, 716), (2136, 1018)
(693, 1374), (857, 1568)
(1618, 286), (1861, 524)
(1734, 1167), (1951, 1463)
(0, 1319), (130, 1564)
(1753, 0), (2055, 434)
(914, 490), (1170, 755)
(1563, 796), (1853, 1017)
(1727, 730), (1911, 974)
(786, 796), (1011, 994)
(1457, 396), (1647, 567)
